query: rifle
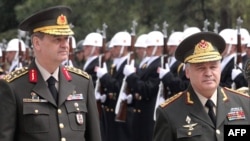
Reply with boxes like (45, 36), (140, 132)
(95, 23), (108, 119)
(162, 21), (169, 68)
(115, 20), (137, 122)
(153, 21), (169, 121)
(236, 17), (243, 67)
(18, 39), (24, 69)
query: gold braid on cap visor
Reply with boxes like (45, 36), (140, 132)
(184, 40), (222, 63)
(33, 14), (74, 35)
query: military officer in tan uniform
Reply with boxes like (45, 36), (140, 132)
(153, 32), (250, 141)
(0, 5), (101, 141)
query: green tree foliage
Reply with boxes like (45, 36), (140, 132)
(1, 0), (250, 43)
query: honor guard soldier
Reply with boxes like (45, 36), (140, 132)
(82, 32), (103, 87)
(134, 34), (150, 72)
(5, 38), (26, 73)
(0, 5), (101, 141)
(71, 39), (85, 69)
(219, 29), (248, 89)
(96, 31), (132, 141)
(153, 32), (250, 141)
(237, 28), (250, 67)
(61, 35), (76, 67)
(158, 31), (189, 98)
(123, 30), (164, 141)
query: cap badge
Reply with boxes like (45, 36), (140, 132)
(57, 14), (68, 25)
(194, 40), (213, 54)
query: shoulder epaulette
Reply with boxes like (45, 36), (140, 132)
(160, 92), (183, 108)
(4, 67), (28, 82)
(65, 66), (90, 79)
(223, 87), (250, 97)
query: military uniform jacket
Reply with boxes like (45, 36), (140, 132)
(220, 58), (247, 89)
(100, 60), (127, 109)
(161, 60), (189, 98)
(153, 85), (250, 141)
(126, 57), (161, 109)
(0, 61), (101, 141)
(84, 57), (99, 87)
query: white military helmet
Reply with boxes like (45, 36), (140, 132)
(219, 28), (237, 45)
(238, 28), (250, 45)
(183, 27), (201, 40)
(146, 31), (164, 46)
(82, 32), (103, 47)
(134, 34), (148, 48)
(109, 31), (131, 48)
(6, 38), (26, 52)
(69, 36), (76, 49)
(167, 31), (184, 46)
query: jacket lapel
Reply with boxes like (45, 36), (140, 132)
(216, 87), (230, 127)
(186, 87), (215, 127)
(31, 70), (57, 106)
(58, 66), (75, 106)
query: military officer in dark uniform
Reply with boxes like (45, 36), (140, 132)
(153, 32), (250, 141)
(96, 31), (132, 141)
(82, 32), (103, 87)
(0, 5), (101, 141)
(123, 30), (164, 141)
(157, 31), (189, 99)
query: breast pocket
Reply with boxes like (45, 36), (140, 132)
(177, 124), (203, 139)
(23, 102), (50, 133)
(65, 100), (88, 131)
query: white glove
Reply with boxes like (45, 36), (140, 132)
(123, 60), (136, 76)
(95, 92), (101, 100)
(96, 62), (108, 78)
(121, 92), (127, 101)
(123, 64), (135, 76)
(231, 68), (242, 80)
(126, 94), (133, 104)
(100, 94), (107, 103)
(237, 62), (243, 70)
(158, 64), (170, 79)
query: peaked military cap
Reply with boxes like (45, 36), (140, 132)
(175, 31), (225, 63)
(19, 5), (74, 35)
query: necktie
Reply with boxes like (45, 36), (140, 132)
(205, 99), (216, 126)
(47, 76), (58, 101)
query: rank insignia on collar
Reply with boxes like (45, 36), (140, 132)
(227, 107), (246, 121)
(29, 69), (38, 83)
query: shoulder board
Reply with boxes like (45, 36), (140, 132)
(4, 67), (28, 83)
(223, 87), (250, 97)
(160, 92), (183, 108)
(65, 66), (89, 79)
